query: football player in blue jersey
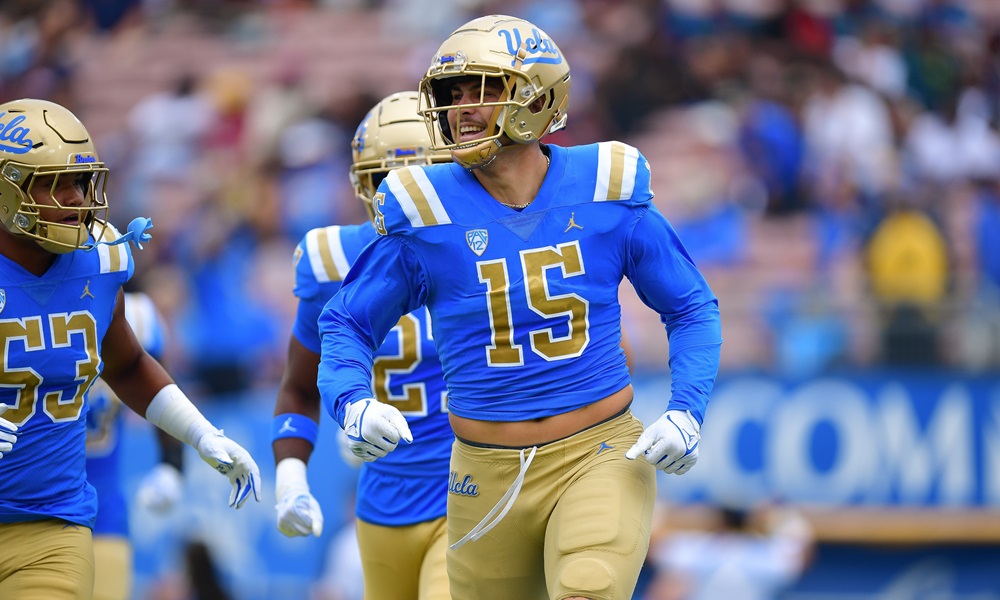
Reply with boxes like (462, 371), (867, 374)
(317, 15), (722, 600)
(271, 91), (455, 599)
(0, 98), (260, 600)
(86, 291), (185, 600)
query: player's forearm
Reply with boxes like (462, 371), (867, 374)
(273, 436), (316, 465)
(103, 351), (174, 416)
(664, 303), (722, 424)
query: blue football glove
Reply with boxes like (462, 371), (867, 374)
(342, 398), (412, 462)
(626, 410), (700, 475)
(336, 427), (364, 468)
(194, 430), (261, 509)
(0, 405), (18, 460)
(275, 457), (323, 537)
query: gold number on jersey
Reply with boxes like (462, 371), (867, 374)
(478, 259), (525, 366)
(478, 241), (589, 365)
(373, 310), (442, 415)
(0, 312), (99, 425)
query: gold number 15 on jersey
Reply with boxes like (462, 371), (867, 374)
(478, 241), (590, 366)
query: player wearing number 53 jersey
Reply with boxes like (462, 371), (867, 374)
(319, 15), (721, 600)
(0, 98), (260, 600)
(272, 92), (454, 600)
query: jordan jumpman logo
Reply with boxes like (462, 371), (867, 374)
(564, 212), (583, 233)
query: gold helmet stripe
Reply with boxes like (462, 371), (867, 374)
(594, 142), (639, 202)
(96, 223), (128, 273)
(387, 167), (451, 228)
(306, 226), (350, 283)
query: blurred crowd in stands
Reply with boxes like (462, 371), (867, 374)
(2, 0), (999, 397)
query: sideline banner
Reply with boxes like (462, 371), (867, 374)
(631, 370), (1000, 507)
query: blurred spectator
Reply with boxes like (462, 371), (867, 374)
(243, 60), (316, 170)
(644, 503), (814, 600)
(273, 107), (355, 239)
(123, 72), (217, 225)
(863, 199), (951, 366)
(0, 0), (80, 106)
(800, 59), (896, 202)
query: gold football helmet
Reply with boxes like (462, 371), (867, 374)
(351, 91), (452, 220)
(0, 98), (109, 253)
(418, 15), (571, 169)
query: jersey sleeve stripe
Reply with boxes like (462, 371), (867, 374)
(594, 141), (639, 202)
(96, 222), (128, 273)
(306, 226), (348, 283)
(387, 167), (451, 228)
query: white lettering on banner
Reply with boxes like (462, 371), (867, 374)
(879, 383), (973, 505)
(645, 375), (996, 507)
(772, 380), (876, 504)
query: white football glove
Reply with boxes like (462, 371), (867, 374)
(136, 463), (184, 513)
(194, 430), (261, 509)
(626, 410), (701, 475)
(336, 427), (364, 468)
(342, 398), (412, 462)
(0, 405), (18, 460)
(275, 457), (323, 537)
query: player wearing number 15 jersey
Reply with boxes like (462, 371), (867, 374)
(272, 92), (455, 600)
(318, 15), (721, 600)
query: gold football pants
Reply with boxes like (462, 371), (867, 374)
(357, 515), (450, 600)
(0, 519), (94, 600)
(447, 410), (655, 600)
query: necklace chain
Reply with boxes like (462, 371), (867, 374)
(500, 154), (549, 210)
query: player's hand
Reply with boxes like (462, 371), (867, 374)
(0, 405), (18, 460)
(336, 427), (364, 468)
(194, 430), (261, 508)
(276, 486), (324, 537)
(343, 398), (412, 462)
(136, 463), (184, 512)
(626, 410), (700, 475)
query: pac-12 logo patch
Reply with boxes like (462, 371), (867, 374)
(466, 229), (488, 256)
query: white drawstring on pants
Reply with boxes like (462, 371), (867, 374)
(450, 446), (537, 550)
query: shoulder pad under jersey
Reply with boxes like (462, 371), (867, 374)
(294, 225), (351, 300)
(583, 141), (654, 206)
(373, 164), (454, 236)
(93, 221), (134, 278)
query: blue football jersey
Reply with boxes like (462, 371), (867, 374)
(0, 224), (133, 529)
(294, 222), (452, 526)
(319, 142), (721, 426)
(86, 292), (166, 536)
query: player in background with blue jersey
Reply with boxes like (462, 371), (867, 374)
(317, 16), (722, 600)
(86, 291), (185, 600)
(0, 98), (260, 600)
(271, 92), (455, 599)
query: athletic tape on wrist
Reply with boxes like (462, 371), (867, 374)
(272, 413), (319, 445)
(145, 384), (217, 446)
(275, 457), (310, 500)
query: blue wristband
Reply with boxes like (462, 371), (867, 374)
(272, 413), (319, 445)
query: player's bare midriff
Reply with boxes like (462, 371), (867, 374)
(449, 384), (634, 447)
